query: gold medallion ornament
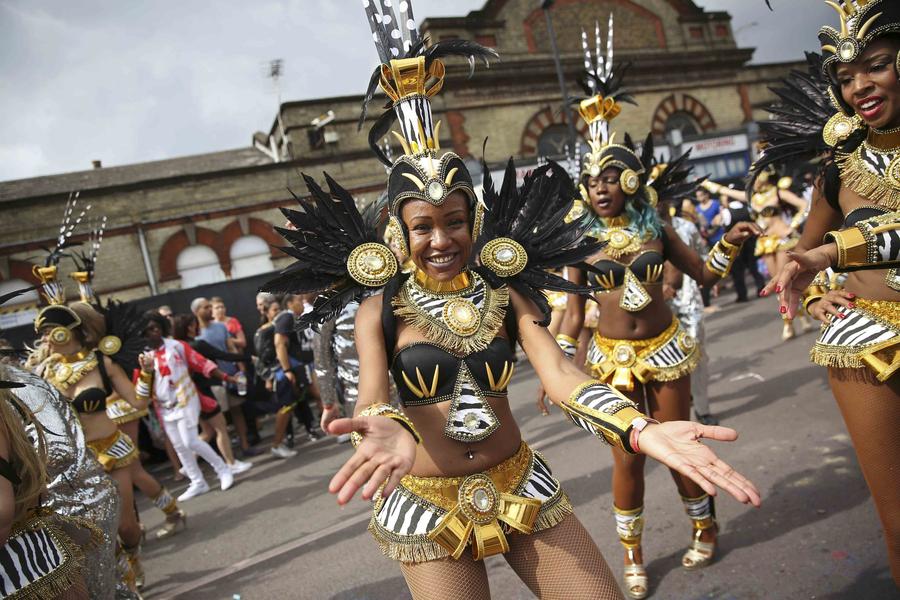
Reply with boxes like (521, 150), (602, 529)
(347, 243), (398, 287)
(98, 335), (122, 356)
(384, 216), (410, 259)
(458, 474), (501, 525)
(480, 238), (528, 278)
(620, 169), (640, 195)
(49, 327), (72, 345)
(823, 112), (861, 147)
(597, 216), (645, 260)
(443, 298), (480, 336)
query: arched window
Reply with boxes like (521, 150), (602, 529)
(176, 245), (225, 288)
(230, 235), (274, 279)
(0, 279), (40, 329)
(665, 111), (701, 138)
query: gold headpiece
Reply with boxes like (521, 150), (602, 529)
(819, 0), (900, 72)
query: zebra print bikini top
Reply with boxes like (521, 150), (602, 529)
(591, 251), (666, 290)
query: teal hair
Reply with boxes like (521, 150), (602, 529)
(623, 192), (663, 240)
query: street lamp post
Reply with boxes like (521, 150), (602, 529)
(540, 0), (580, 157)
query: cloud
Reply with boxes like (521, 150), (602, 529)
(0, 0), (834, 182)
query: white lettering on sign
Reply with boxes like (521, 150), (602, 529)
(682, 134), (749, 160)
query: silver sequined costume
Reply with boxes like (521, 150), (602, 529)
(7, 366), (121, 600)
(668, 216), (710, 415)
(313, 301), (361, 414)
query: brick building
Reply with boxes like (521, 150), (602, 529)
(0, 0), (799, 327)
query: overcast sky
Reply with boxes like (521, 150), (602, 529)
(0, 0), (833, 182)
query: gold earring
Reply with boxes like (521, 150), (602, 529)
(620, 169), (640, 195)
(49, 327), (72, 345)
(384, 216), (409, 259)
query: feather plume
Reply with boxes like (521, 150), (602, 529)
(100, 300), (147, 374)
(262, 172), (389, 330)
(472, 160), (605, 326)
(749, 52), (836, 194)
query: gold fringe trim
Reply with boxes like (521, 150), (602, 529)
(836, 149), (900, 210)
(533, 491), (573, 531)
(87, 430), (139, 472)
(5, 515), (86, 600)
(393, 277), (509, 356)
(589, 320), (700, 384)
(649, 347), (701, 382)
(110, 409), (148, 425)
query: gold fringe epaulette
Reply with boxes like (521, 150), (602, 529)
(835, 149), (900, 210)
(5, 514), (87, 600)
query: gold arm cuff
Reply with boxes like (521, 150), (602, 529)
(138, 371), (153, 383)
(705, 238), (740, 278)
(555, 334), (579, 347)
(561, 382), (644, 454)
(828, 227), (868, 269)
(350, 403), (422, 448)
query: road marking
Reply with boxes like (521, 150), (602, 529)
(729, 372), (764, 382)
(156, 510), (371, 599)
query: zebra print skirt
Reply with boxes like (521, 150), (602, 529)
(810, 298), (900, 381)
(587, 317), (700, 392)
(368, 442), (573, 563)
(0, 515), (83, 600)
(86, 429), (138, 472)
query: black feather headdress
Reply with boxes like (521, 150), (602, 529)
(748, 52), (860, 195)
(261, 174), (394, 330)
(648, 142), (703, 207)
(473, 160), (605, 326)
(98, 300), (148, 374)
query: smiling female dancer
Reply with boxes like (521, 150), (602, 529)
(757, 0), (900, 585)
(261, 4), (761, 599)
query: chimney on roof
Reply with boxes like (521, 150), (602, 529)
(92, 160), (102, 169)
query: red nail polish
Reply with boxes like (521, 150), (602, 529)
(848, 303), (856, 308)
(760, 290), (768, 297)
(848, 293), (856, 298)
(780, 306), (787, 314)
(839, 313), (846, 319)
(775, 285), (782, 293)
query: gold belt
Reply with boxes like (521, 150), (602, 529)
(847, 299), (900, 381)
(403, 443), (542, 560)
(591, 318), (684, 391)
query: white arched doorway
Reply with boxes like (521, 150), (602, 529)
(176, 245), (225, 288)
(229, 235), (274, 279)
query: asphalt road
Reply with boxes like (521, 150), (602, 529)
(136, 296), (898, 600)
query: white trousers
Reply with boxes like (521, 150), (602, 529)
(163, 417), (227, 485)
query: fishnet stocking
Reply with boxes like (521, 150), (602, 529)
(829, 368), (900, 586)
(504, 515), (624, 600)
(399, 552), (491, 600)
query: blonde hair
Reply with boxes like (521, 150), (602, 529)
(68, 302), (107, 348)
(0, 375), (47, 523)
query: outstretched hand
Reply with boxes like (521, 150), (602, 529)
(723, 221), (762, 246)
(638, 421), (761, 507)
(327, 416), (417, 505)
(761, 244), (837, 319)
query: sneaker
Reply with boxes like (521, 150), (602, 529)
(240, 446), (265, 458)
(177, 480), (210, 502)
(229, 460), (253, 475)
(307, 430), (322, 442)
(336, 433), (352, 444)
(218, 469), (234, 492)
(271, 444), (298, 459)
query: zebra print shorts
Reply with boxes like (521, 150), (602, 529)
(810, 298), (900, 381)
(368, 442), (573, 563)
(587, 317), (700, 390)
(0, 515), (83, 599)
(86, 429), (138, 472)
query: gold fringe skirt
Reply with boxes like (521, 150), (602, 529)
(368, 442), (573, 564)
(86, 429), (138, 472)
(810, 298), (900, 381)
(586, 318), (700, 391)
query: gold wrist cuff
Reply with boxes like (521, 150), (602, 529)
(827, 227), (868, 269)
(803, 294), (824, 316)
(705, 238), (740, 278)
(350, 403), (422, 448)
(139, 371), (153, 383)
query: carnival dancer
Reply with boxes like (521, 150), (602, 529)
(140, 311), (235, 502)
(758, 1), (900, 584)
(70, 216), (186, 542)
(703, 175), (813, 339)
(27, 207), (154, 593)
(554, 18), (760, 598)
(263, 4), (760, 599)
(0, 374), (90, 600)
